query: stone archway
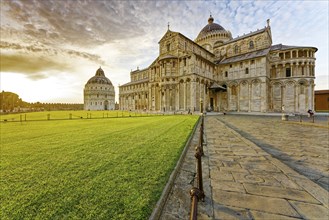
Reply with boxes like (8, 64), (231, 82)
(104, 100), (109, 110)
(251, 79), (261, 112)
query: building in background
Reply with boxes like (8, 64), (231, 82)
(315, 90), (329, 112)
(119, 16), (317, 113)
(84, 67), (115, 110)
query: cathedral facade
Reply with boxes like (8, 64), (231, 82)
(84, 67), (115, 110)
(119, 16), (317, 113)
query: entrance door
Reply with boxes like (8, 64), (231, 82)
(104, 100), (108, 110)
(210, 98), (214, 111)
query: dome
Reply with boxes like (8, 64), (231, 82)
(86, 67), (113, 85)
(196, 15), (227, 40)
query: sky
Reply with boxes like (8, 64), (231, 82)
(0, 0), (328, 103)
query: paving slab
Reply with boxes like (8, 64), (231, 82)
(213, 190), (301, 217)
(217, 115), (329, 190)
(157, 115), (329, 219)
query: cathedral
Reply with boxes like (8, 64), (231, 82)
(84, 67), (115, 110)
(119, 16), (317, 113)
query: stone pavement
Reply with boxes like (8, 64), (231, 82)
(217, 115), (329, 191)
(158, 115), (329, 219)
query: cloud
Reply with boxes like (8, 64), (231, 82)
(0, 41), (105, 66)
(1, 0), (152, 47)
(0, 53), (72, 79)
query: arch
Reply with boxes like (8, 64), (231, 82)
(229, 83), (238, 111)
(239, 80), (249, 111)
(284, 80), (296, 112)
(251, 78), (261, 84)
(104, 100), (109, 110)
(214, 41), (224, 47)
(239, 80), (249, 86)
(228, 81), (238, 87)
(271, 81), (283, 86)
(234, 45), (239, 54)
(298, 81), (306, 95)
(284, 80), (296, 86)
(251, 79), (261, 112)
(249, 40), (254, 49)
(230, 84), (238, 96)
(297, 79), (308, 86)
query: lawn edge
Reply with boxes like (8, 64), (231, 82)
(149, 116), (201, 220)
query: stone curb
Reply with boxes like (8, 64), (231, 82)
(149, 116), (201, 220)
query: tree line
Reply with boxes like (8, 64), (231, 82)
(0, 91), (83, 113)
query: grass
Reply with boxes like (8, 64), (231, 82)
(0, 110), (151, 121)
(0, 114), (199, 219)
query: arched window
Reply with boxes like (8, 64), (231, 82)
(167, 44), (170, 51)
(234, 45), (239, 54)
(299, 82), (305, 94)
(286, 67), (291, 77)
(245, 68), (249, 74)
(249, 41), (254, 49)
(231, 85), (237, 95)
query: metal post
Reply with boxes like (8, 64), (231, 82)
(195, 148), (204, 201)
(190, 187), (202, 220)
(189, 114), (206, 220)
(200, 116), (204, 155)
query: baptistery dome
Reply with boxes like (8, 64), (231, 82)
(86, 68), (113, 85)
(84, 67), (115, 110)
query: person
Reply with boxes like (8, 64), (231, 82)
(307, 109), (314, 117)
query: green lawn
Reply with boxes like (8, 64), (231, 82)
(0, 110), (150, 121)
(0, 115), (198, 219)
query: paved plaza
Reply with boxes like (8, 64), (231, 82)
(159, 114), (329, 219)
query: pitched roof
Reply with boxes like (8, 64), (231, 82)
(215, 48), (270, 64)
(120, 78), (149, 87)
(226, 27), (267, 44)
(209, 82), (227, 90)
(271, 44), (318, 52)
